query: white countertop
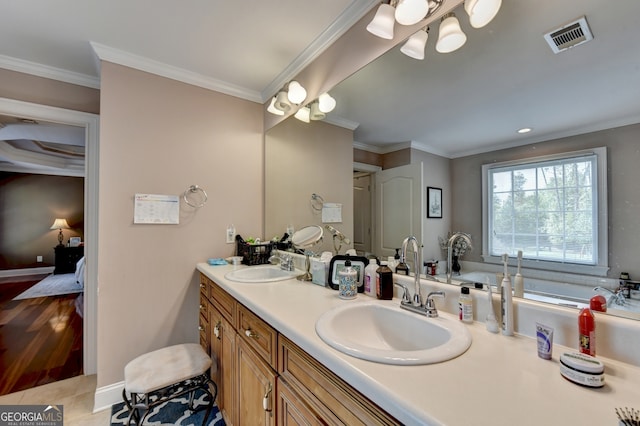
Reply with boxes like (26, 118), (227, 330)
(197, 263), (640, 425)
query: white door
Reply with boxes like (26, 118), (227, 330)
(374, 163), (423, 260)
(353, 173), (372, 255)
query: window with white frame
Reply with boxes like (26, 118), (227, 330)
(482, 147), (608, 275)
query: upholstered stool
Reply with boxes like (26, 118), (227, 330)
(122, 343), (217, 425)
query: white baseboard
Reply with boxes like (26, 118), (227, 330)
(94, 381), (125, 413)
(0, 267), (54, 279)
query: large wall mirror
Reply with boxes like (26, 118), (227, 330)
(266, 0), (640, 321)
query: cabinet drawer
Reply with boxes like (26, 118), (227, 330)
(199, 293), (209, 323)
(279, 336), (400, 426)
(199, 275), (210, 300)
(210, 280), (236, 326)
(237, 304), (278, 369)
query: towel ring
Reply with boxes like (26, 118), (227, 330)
(183, 185), (208, 208)
(310, 193), (324, 211)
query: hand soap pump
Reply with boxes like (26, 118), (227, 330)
(338, 259), (357, 300)
(500, 253), (514, 336)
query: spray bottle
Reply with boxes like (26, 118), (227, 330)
(500, 253), (514, 336)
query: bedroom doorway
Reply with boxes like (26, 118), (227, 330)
(0, 97), (99, 387)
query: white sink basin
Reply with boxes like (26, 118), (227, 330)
(315, 302), (472, 365)
(224, 265), (299, 283)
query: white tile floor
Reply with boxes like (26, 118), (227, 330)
(0, 375), (111, 425)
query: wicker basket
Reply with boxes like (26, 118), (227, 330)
(235, 235), (274, 266)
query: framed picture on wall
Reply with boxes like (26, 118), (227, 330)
(427, 186), (442, 218)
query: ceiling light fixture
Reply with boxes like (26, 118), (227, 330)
(294, 106), (311, 123)
(400, 26), (429, 60)
(269, 81), (309, 115)
(464, 0), (502, 28)
(435, 13), (467, 53)
(367, 0), (443, 38)
(517, 127), (532, 134)
(318, 92), (336, 113)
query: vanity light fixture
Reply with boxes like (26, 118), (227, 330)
(318, 92), (336, 113)
(287, 81), (307, 105)
(273, 90), (292, 113)
(267, 96), (285, 115)
(435, 13), (467, 53)
(395, 0), (430, 26)
(366, 0), (397, 39)
(309, 102), (326, 121)
(294, 106), (311, 123)
(464, 0), (502, 29)
(401, 26), (429, 60)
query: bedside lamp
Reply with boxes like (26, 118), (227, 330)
(50, 218), (70, 247)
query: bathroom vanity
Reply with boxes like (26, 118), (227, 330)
(197, 262), (640, 425)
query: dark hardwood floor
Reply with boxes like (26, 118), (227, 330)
(0, 277), (83, 396)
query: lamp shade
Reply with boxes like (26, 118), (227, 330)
(309, 102), (326, 121)
(294, 106), (311, 123)
(287, 81), (307, 105)
(50, 218), (70, 230)
(318, 92), (336, 113)
(401, 28), (429, 60)
(366, 3), (396, 39)
(464, 0), (502, 28)
(274, 90), (292, 112)
(267, 96), (285, 115)
(436, 13), (467, 53)
(395, 0), (429, 26)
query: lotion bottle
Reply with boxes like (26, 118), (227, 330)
(364, 258), (378, 297)
(459, 287), (473, 323)
(500, 253), (514, 336)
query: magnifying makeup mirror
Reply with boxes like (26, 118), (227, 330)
(291, 225), (324, 281)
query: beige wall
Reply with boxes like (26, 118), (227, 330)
(265, 118), (354, 255)
(0, 68), (100, 114)
(97, 62), (264, 386)
(0, 172), (84, 268)
(451, 123), (640, 279)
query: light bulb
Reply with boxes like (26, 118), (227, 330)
(294, 106), (310, 123)
(400, 28), (429, 60)
(318, 92), (336, 113)
(366, 3), (396, 39)
(309, 103), (326, 121)
(465, 0), (502, 28)
(436, 13), (467, 53)
(267, 97), (284, 115)
(274, 90), (292, 112)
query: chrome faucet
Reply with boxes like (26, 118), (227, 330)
(395, 282), (446, 318)
(446, 232), (473, 284)
(401, 236), (423, 306)
(593, 286), (626, 306)
(269, 250), (295, 271)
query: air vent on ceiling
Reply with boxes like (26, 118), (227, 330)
(544, 16), (593, 54)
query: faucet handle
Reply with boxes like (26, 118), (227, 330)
(394, 283), (412, 305)
(425, 291), (445, 317)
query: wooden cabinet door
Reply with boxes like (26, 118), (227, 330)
(211, 306), (236, 426)
(237, 337), (277, 426)
(277, 378), (324, 426)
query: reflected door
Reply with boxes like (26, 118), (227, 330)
(374, 163), (423, 260)
(353, 173), (372, 254)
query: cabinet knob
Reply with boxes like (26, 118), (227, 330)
(199, 304), (205, 310)
(245, 329), (259, 340)
(200, 283), (206, 289)
(198, 325), (205, 331)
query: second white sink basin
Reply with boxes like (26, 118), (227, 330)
(225, 265), (299, 283)
(315, 301), (471, 365)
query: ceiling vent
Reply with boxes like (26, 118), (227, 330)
(544, 16), (593, 54)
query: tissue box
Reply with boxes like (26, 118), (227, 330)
(311, 258), (329, 286)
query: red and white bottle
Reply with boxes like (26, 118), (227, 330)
(578, 307), (596, 356)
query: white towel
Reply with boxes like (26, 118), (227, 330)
(75, 256), (85, 288)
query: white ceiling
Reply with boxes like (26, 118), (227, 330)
(1, 0), (639, 162)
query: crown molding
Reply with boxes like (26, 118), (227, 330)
(90, 42), (263, 103)
(0, 54), (100, 89)
(261, 0), (379, 100)
(324, 114), (360, 131)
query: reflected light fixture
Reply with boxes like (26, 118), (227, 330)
(464, 0), (502, 28)
(267, 97), (284, 115)
(273, 90), (292, 113)
(395, 0), (430, 26)
(435, 13), (467, 53)
(401, 26), (429, 60)
(287, 81), (307, 105)
(294, 106), (311, 123)
(50, 218), (70, 247)
(318, 92), (336, 113)
(309, 102), (326, 121)
(366, 0), (397, 39)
